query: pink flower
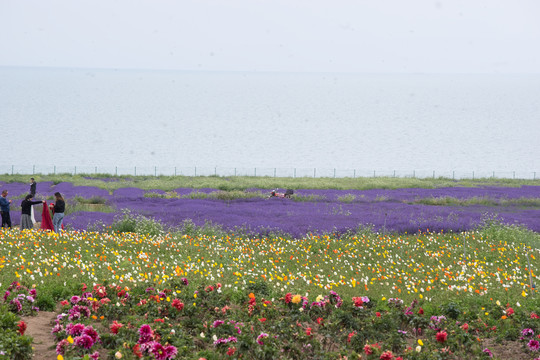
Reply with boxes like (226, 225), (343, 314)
(74, 334), (94, 349)
(528, 340), (540, 351)
(380, 350), (394, 360)
(256, 332), (268, 345)
(82, 325), (100, 343)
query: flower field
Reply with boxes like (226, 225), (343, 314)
(0, 178), (539, 359)
(1, 180), (540, 236)
(0, 226), (539, 359)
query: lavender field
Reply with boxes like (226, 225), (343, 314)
(1, 180), (540, 236)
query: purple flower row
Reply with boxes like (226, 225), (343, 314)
(1, 181), (539, 236)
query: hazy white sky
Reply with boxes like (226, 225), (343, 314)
(1, 0), (539, 73)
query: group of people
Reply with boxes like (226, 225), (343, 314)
(0, 178), (66, 232)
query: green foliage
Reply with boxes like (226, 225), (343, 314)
(110, 209), (164, 235)
(0, 306), (33, 360)
(476, 213), (540, 248)
(337, 193), (356, 203)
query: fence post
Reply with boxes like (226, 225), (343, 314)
(472, 171), (474, 180)
(134, 166), (137, 176)
(393, 170), (396, 178)
(493, 171), (495, 178)
(215, 167), (217, 176)
(294, 168), (296, 178)
(353, 169), (356, 178)
(513, 171), (515, 179)
(194, 167), (197, 176)
(33, 165), (35, 175)
(274, 168), (276, 177)
(254, 168), (256, 177)
(54, 165), (56, 175)
(175, 167), (177, 176)
(535, 172), (536, 180)
(373, 170), (376, 177)
(433, 170), (435, 179)
(95, 166), (97, 174)
(314, 168), (316, 178)
(74, 166), (77, 175)
(234, 168), (236, 176)
(334, 168), (336, 178)
(11, 165), (14, 175)
(453, 171), (455, 180)
(413, 170), (415, 178)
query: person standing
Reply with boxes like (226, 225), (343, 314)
(20, 194), (44, 230)
(29, 178), (36, 197)
(29, 178), (37, 223)
(51, 192), (65, 232)
(0, 190), (12, 228)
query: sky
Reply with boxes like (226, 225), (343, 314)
(1, 0), (539, 73)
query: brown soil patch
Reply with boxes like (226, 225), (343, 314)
(21, 311), (57, 360)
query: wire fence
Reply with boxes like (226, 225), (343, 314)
(1, 165), (539, 180)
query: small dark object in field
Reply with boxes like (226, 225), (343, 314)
(285, 189), (294, 198)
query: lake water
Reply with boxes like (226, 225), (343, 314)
(1, 67), (539, 178)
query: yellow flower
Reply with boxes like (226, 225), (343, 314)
(57, 356), (64, 360)
(67, 336), (74, 344)
(418, 339), (424, 346)
(291, 295), (302, 304)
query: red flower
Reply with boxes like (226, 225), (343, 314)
(531, 312), (540, 319)
(226, 347), (236, 356)
(436, 331), (448, 343)
(81, 283), (87, 292)
(376, 312), (381, 317)
(172, 299), (184, 311)
(418, 307), (424, 315)
(347, 331), (356, 343)
(284, 293), (292, 304)
(17, 320), (27, 335)
(60, 300), (69, 306)
(316, 317), (324, 325)
(380, 350), (394, 360)
(506, 307), (515, 316)
(133, 343), (143, 358)
(154, 318), (164, 323)
(110, 320), (123, 334)
(306, 327), (312, 336)
(461, 323), (469, 332)
(352, 296), (364, 307)
(364, 344), (373, 355)
(259, 318), (266, 322)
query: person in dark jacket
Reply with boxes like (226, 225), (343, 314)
(20, 194), (44, 230)
(51, 192), (66, 233)
(29, 178), (37, 197)
(0, 190), (12, 228)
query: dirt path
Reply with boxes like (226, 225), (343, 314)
(22, 311), (57, 360)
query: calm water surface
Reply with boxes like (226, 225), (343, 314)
(2, 67), (539, 177)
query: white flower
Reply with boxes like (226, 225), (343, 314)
(200, 332), (205, 338)
(416, 346), (422, 352)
